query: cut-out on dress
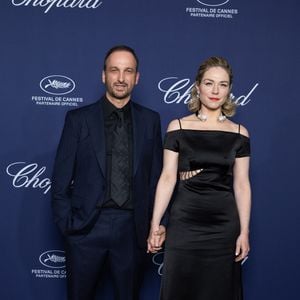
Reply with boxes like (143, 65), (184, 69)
(160, 123), (250, 300)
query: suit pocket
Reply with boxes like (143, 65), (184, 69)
(66, 208), (101, 244)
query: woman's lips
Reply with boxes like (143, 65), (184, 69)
(209, 97), (220, 101)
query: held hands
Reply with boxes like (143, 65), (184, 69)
(235, 232), (250, 262)
(147, 225), (166, 253)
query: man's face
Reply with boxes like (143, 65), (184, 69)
(102, 50), (139, 105)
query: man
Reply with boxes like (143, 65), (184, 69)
(51, 45), (165, 300)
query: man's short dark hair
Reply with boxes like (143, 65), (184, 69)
(103, 45), (139, 71)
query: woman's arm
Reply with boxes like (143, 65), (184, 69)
(233, 155), (251, 262)
(147, 120), (180, 253)
(147, 148), (178, 253)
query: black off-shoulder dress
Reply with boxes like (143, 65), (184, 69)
(160, 124), (250, 300)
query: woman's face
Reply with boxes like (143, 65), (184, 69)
(197, 66), (230, 111)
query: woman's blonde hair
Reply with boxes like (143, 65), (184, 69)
(188, 56), (236, 117)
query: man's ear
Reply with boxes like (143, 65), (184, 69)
(135, 71), (140, 85)
(102, 70), (106, 84)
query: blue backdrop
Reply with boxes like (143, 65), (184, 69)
(1, 0), (299, 299)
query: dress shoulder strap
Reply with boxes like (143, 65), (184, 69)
(178, 119), (182, 129)
(238, 124), (241, 134)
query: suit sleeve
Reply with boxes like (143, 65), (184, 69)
(51, 111), (79, 234)
(148, 113), (165, 224)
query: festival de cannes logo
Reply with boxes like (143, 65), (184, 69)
(197, 0), (229, 6)
(39, 250), (66, 269)
(33, 75), (83, 107)
(187, 0), (238, 19)
(40, 75), (75, 95)
(32, 250), (66, 278)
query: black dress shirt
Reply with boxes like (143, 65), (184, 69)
(102, 97), (133, 209)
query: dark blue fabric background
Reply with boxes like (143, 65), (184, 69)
(0, 0), (299, 299)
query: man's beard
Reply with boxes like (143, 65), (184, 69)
(107, 83), (131, 100)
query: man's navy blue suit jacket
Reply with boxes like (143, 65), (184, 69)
(51, 98), (163, 248)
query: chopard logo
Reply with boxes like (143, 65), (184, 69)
(40, 75), (75, 95)
(39, 250), (66, 268)
(6, 162), (51, 195)
(196, 0), (230, 6)
(152, 252), (164, 276)
(158, 77), (259, 106)
(158, 77), (193, 105)
(11, 0), (103, 14)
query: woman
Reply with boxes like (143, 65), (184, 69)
(148, 57), (251, 300)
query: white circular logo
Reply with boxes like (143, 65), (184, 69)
(39, 250), (66, 269)
(197, 0), (229, 6)
(40, 75), (75, 95)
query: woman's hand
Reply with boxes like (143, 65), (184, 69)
(147, 225), (166, 253)
(235, 232), (250, 262)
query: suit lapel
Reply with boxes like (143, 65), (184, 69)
(132, 103), (145, 175)
(86, 100), (106, 177)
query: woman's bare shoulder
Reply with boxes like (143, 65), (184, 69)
(167, 114), (195, 132)
(167, 119), (181, 132)
(228, 120), (249, 137)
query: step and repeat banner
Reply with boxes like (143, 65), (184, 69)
(0, 0), (299, 299)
